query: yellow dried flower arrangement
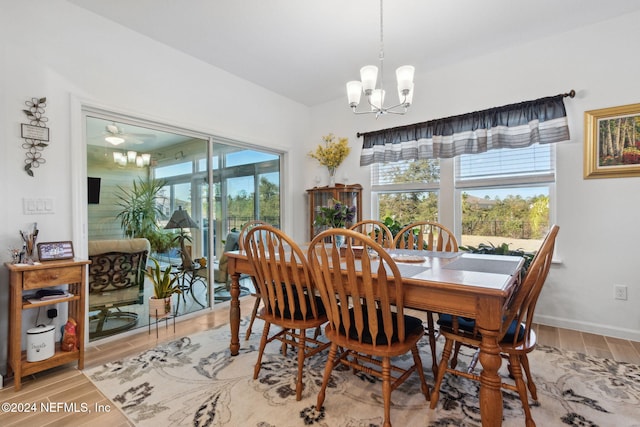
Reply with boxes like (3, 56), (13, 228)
(309, 133), (351, 176)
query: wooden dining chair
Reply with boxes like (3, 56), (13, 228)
(308, 228), (430, 427)
(349, 219), (394, 248)
(244, 225), (329, 401)
(392, 220), (458, 252)
(392, 220), (459, 377)
(238, 219), (270, 340)
(430, 225), (559, 427)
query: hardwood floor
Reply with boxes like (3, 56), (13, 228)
(1, 295), (638, 427)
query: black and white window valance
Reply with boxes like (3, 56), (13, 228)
(359, 94), (571, 166)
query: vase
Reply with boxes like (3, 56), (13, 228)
(149, 296), (173, 319)
(334, 231), (345, 248)
(328, 167), (336, 186)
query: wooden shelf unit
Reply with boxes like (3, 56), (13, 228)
(5, 259), (90, 391)
(307, 183), (362, 240)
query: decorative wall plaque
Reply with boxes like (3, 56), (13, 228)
(21, 97), (49, 177)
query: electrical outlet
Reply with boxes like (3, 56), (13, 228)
(614, 285), (628, 300)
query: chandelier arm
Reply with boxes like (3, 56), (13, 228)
(385, 109), (409, 115)
(384, 101), (409, 111)
(351, 102), (408, 116)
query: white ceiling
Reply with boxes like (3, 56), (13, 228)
(69, 0), (640, 107)
(86, 116), (195, 150)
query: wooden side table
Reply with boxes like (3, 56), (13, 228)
(5, 259), (90, 391)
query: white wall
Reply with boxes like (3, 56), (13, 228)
(308, 11), (640, 342)
(0, 0), (310, 371)
(1, 1), (639, 374)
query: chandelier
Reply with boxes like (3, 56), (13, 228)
(113, 150), (151, 167)
(346, 0), (415, 117)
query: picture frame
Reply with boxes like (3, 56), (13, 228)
(37, 241), (74, 261)
(584, 103), (640, 179)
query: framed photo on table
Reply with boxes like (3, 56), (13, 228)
(37, 241), (74, 261)
(584, 103), (640, 178)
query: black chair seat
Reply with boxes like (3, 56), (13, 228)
(438, 313), (526, 343)
(340, 306), (423, 345)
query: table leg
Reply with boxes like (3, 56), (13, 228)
(478, 330), (503, 427)
(229, 271), (241, 355)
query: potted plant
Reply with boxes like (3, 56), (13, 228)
(308, 133), (351, 185)
(145, 257), (182, 318)
(314, 198), (356, 247)
(115, 177), (169, 251)
(314, 198), (356, 229)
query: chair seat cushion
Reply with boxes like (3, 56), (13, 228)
(438, 313), (525, 343)
(340, 306), (423, 345)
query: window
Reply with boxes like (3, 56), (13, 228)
(372, 144), (554, 252)
(456, 144), (554, 252)
(154, 145), (281, 259)
(372, 159), (440, 225)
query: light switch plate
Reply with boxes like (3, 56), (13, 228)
(23, 198), (55, 215)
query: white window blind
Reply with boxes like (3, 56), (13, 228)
(456, 143), (554, 188)
(372, 159), (440, 191)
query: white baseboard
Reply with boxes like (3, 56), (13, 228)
(534, 314), (640, 342)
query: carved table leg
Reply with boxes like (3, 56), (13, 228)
(478, 329), (503, 427)
(229, 271), (241, 355)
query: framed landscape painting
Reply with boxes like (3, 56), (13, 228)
(584, 103), (640, 178)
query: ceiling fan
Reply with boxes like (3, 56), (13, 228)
(103, 122), (156, 145)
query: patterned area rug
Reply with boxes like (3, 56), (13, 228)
(85, 318), (640, 426)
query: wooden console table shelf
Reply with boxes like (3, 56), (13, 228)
(5, 259), (90, 391)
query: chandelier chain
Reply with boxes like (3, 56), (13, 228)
(378, 0), (385, 94)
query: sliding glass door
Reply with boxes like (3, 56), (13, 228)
(85, 111), (282, 341)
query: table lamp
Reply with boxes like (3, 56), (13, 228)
(164, 206), (199, 270)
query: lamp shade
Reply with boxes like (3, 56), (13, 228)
(127, 151), (137, 163)
(370, 89), (385, 111)
(398, 83), (414, 106)
(105, 135), (125, 145)
(395, 65), (415, 94)
(346, 81), (363, 107)
(360, 65), (378, 94)
(165, 206), (199, 229)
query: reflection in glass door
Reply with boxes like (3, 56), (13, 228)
(85, 113), (210, 340)
(85, 112), (283, 340)
(155, 149), (209, 316)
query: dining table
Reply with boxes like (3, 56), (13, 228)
(225, 246), (524, 427)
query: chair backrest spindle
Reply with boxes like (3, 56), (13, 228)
(349, 219), (394, 248)
(245, 225), (321, 322)
(393, 221), (458, 252)
(309, 228), (408, 347)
